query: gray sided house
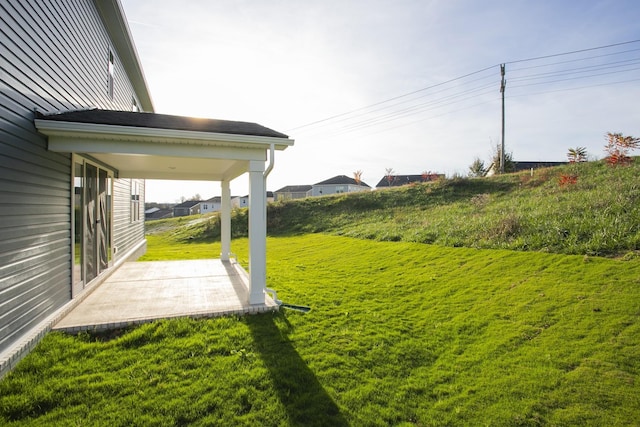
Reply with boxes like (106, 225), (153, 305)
(274, 185), (312, 201)
(0, 0), (151, 375)
(173, 200), (202, 217)
(1, 0), (294, 378)
(311, 175), (371, 197)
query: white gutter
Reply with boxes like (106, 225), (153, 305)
(263, 143), (275, 178)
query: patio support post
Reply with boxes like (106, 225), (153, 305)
(220, 179), (231, 261)
(248, 160), (266, 305)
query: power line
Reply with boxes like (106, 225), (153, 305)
(285, 39), (640, 140)
(294, 72), (497, 134)
(509, 58), (640, 82)
(507, 47), (640, 72)
(507, 77), (640, 99)
(285, 65), (496, 132)
(504, 39), (640, 65)
(509, 67), (640, 89)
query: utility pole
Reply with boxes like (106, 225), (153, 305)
(500, 63), (506, 174)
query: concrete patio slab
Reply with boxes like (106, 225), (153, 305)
(53, 259), (278, 333)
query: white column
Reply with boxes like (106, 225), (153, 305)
(220, 179), (231, 261)
(248, 160), (266, 305)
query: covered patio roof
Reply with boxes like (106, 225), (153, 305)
(34, 109), (293, 180)
(35, 108), (294, 306)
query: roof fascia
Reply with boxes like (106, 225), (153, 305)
(95, 0), (154, 112)
(35, 120), (295, 150)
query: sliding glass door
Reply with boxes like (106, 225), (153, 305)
(73, 158), (112, 296)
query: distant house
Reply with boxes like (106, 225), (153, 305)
(274, 185), (312, 201)
(145, 207), (173, 220)
(311, 175), (371, 196)
(201, 196), (240, 213)
(239, 192), (274, 207)
(375, 173), (444, 188)
(173, 200), (202, 217)
(486, 161), (568, 176)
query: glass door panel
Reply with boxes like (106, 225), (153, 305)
(85, 163), (98, 283)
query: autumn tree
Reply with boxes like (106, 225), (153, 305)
(353, 170), (363, 185)
(604, 132), (639, 166)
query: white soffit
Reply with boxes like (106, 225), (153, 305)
(35, 119), (294, 181)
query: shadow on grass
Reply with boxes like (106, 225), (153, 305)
(246, 313), (349, 427)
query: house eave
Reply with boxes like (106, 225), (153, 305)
(35, 120), (294, 150)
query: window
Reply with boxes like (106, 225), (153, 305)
(131, 180), (140, 222)
(108, 50), (114, 99)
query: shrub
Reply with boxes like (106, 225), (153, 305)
(604, 132), (639, 166)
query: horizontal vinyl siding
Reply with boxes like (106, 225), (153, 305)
(1, 0), (142, 113)
(0, 0), (146, 353)
(112, 179), (145, 262)
(0, 117), (71, 352)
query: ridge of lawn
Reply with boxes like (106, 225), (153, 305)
(156, 158), (640, 257)
(2, 235), (639, 426)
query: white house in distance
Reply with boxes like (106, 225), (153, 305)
(311, 175), (371, 197)
(239, 192), (274, 207)
(201, 196), (240, 214)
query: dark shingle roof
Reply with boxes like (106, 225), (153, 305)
(35, 109), (289, 138)
(314, 175), (370, 187)
(375, 174), (442, 188)
(173, 200), (201, 208)
(275, 185), (312, 193)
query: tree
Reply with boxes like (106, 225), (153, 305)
(567, 147), (588, 163)
(491, 143), (515, 173)
(604, 132), (639, 166)
(384, 168), (395, 186)
(468, 157), (487, 178)
(422, 170), (440, 182)
(353, 170), (363, 185)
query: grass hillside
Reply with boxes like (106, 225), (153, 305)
(1, 159), (639, 425)
(1, 236), (639, 425)
(155, 159), (640, 257)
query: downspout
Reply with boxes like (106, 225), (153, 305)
(261, 144), (310, 313)
(263, 143), (275, 179)
(263, 144), (280, 304)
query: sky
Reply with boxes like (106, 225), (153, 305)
(120, 0), (640, 203)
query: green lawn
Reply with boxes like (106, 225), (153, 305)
(2, 234), (639, 426)
(169, 159), (640, 257)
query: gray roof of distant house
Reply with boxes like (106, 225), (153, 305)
(174, 200), (201, 208)
(375, 174), (441, 188)
(275, 185), (312, 193)
(314, 175), (370, 187)
(35, 109), (289, 138)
